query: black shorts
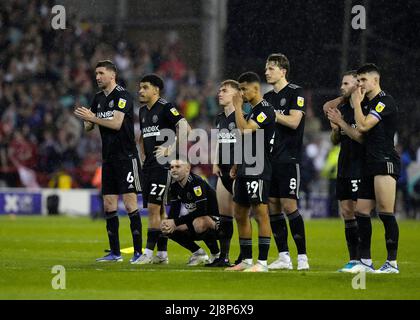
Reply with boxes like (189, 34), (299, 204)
(141, 166), (171, 208)
(336, 177), (360, 201)
(219, 165), (234, 194)
(358, 162), (400, 200)
(233, 177), (270, 206)
(269, 163), (300, 199)
(364, 161), (400, 178)
(102, 158), (142, 195)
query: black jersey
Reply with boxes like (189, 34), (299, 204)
(336, 103), (363, 178)
(215, 110), (240, 168)
(139, 98), (183, 169)
(364, 91), (400, 164)
(237, 99), (276, 180)
(263, 83), (306, 164)
(90, 85), (137, 162)
(169, 173), (219, 226)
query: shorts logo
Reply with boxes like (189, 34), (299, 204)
(118, 98), (127, 109)
(375, 102), (385, 113)
(280, 98), (286, 107)
(256, 112), (267, 123)
(193, 186), (202, 197)
(108, 100), (114, 108)
(170, 108), (180, 116)
(152, 115), (159, 123)
(297, 96), (304, 107)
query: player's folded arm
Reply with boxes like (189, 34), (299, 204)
(357, 113), (379, 133)
(275, 109), (304, 130)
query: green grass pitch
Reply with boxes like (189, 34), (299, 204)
(0, 215), (419, 300)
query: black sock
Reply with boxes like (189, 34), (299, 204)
(355, 213), (372, 259)
(344, 219), (359, 261)
(169, 230), (200, 253)
(199, 229), (220, 255)
(239, 238), (252, 260)
(287, 210), (306, 254)
(258, 236), (271, 261)
(128, 210), (142, 254)
(146, 228), (160, 251)
(157, 234), (168, 252)
(219, 215), (233, 260)
(105, 211), (120, 255)
(378, 212), (399, 261)
(270, 213), (289, 253)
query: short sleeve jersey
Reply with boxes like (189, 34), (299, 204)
(90, 85), (138, 162)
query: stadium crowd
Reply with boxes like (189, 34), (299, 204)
(0, 0), (419, 217)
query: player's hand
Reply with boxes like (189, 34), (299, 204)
(161, 219), (176, 234)
(350, 86), (366, 106)
(213, 164), (222, 177)
(232, 92), (243, 110)
(230, 165), (237, 179)
(154, 144), (173, 158)
(74, 106), (95, 122)
(327, 107), (343, 127)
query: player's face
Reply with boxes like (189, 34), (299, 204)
(265, 62), (285, 84)
(170, 160), (190, 181)
(138, 82), (158, 104)
(340, 75), (358, 97)
(218, 85), (237, 107)
(95, 67), (114, 89)
(357, 72), (378, 94)
(239, 82), (257, 103)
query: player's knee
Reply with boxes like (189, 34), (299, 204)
(103, 199), (116, 212)
(283, 202), (297, 214)
(193, 220), (207, 234)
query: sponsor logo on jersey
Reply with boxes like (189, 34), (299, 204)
(108, 100), (114, 108)
(118, 98), (127, 109)
(297, 96), (304, 107)
(184, 202), (197, 211)
(97, 110), (114, 119)
(193, 186), (202, 197)
(256, 112), (267, 123)
(142, 125), (160, 138)
(375, 102), (385, 113)
(218, 132), (237, 143)
(170, 108), (180, 116)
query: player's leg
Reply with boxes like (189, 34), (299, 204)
(156, 204), (169, 262)
(122, 192), (143, 262)
(277, 163), (308, 270)
(282, 198), (309, 270)
(96, 162), (122, 262)
(350, 176), (376, 273)
(337, 178), (359, 272)
(243, 201), (271, 272)
(193, 216), (220, 262)
(215, 176), (234, 264)
(96, 194), (122, 262)
(268, 170), (291, 269)
(138, 168), (171, 264)
(375, 175), (400, 273)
